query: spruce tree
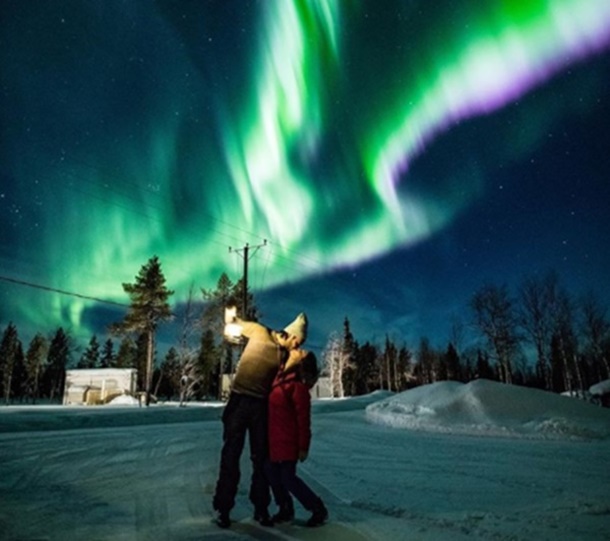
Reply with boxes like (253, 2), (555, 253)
(116, 255), (174, 406)
(100, 339), (115, 368)
(24, 333), (48, 403)
(444, 342), (461, 382)
(201, 272), (236, 339)
(197, 328), (220, 399)
(396, 344), (413, 390)
(0, 323), (23, 404)
(158, 347), (181, 400)
(78, 335), (101, 369)
(341, 318), (357, 395)
(115, 336), (136, 368)
(354, 341), (378, 394)
(43, 328), (71, 402)
(10, 345), (26, 402)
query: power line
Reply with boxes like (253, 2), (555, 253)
(0, 274), (127, 308)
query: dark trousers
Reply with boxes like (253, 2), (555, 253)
(213, 393), (270, 513)
(265, 460), (318, 511)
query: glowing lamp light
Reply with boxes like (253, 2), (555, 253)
(224, 322), (243, 343)
(224, 306), (238, 324)
(224, 306), (243, 343)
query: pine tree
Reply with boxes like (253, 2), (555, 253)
(414, 337), (436, 385)
(0, 323), (23, 404)
(341, 318), (357, 395)
(157, 347), (181, 400)
(42, 328), (71, 402)
(24, 333), (48, 403)
(475, 349), (495, 380)
(351, 342), (378, 395)
(115, 255), (174, 406)
(196, 328), (219, 400)
(11, 344), (26, 402)
(100, 339), (115, 368)
(396, 344), (413, 390)
(350, 341), (378, 394)
(201, 272), (236, 339)
(444, 342), (461, 382)
(115, 336), (136, 368)
(77, 335), (100, 369)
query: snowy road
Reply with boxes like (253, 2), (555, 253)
(1, 420), (219, 541)
(1, 398), (609, 540)
(0, 407), (370, 541)
(308, 410), (610, 540)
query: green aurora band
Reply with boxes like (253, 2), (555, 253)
(1, 0), (610, 339)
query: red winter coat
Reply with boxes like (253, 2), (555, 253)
(268, 370), (311, 462)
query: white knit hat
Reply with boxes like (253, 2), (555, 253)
(283, 312), (308, 342)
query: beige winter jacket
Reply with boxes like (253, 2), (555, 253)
(231, 321), (287, 398)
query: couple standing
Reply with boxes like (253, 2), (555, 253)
(212, 308), (328, 529)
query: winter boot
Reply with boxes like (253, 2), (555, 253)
(272, 502), (295, 524)
(214, 509), (231, 529)
(253, 508), (274, 527)
(306, 498), (328, 527)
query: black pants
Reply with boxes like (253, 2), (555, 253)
(265, 460), (318, 511)
(213, 393), (270, 513)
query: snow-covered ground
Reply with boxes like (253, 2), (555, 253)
(1, 379), (609, 541)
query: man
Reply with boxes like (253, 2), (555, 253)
(213, 307), (308, 529)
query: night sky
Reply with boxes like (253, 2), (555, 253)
(1, 0), (610, 355)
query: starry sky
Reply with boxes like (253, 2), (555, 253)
(1, 0), (610, 355)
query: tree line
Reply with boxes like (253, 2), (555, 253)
(0, 258), (608, 406)
(0, 256), (253, 405)
(323, 271), (610, 401)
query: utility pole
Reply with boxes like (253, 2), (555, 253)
(223, 240), (267, 398)
(229, 240), (267, 319)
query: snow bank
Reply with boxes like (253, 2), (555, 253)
(312, 390), (394, 413)
(106, 394), (140, 406)
(590, 378), (610, 396)
(365, 379), (610, 440)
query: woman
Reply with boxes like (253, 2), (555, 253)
(266, 349), (328, 527)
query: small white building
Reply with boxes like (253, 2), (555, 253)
(63, 368), (138, 405)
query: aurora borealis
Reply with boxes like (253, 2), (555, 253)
(2, 0), (610, 351)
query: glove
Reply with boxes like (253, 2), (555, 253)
(298, 450), (308, 462)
